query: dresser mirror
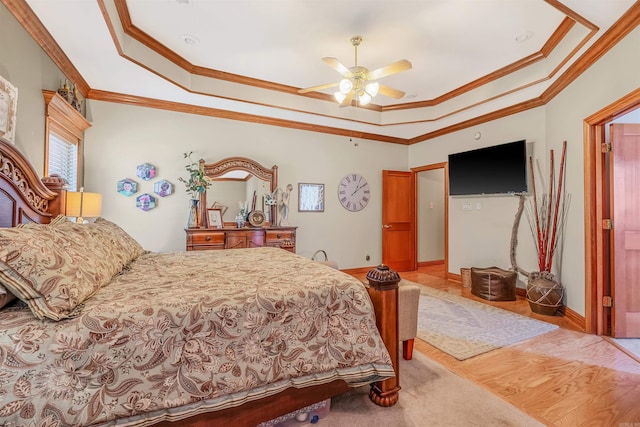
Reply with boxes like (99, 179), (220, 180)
(200, 157), (278, 227)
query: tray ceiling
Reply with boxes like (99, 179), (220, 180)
(19, 0), (639, 143)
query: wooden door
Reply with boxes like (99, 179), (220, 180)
(611, 123), (640, 337)
(382, 170), (416, 271)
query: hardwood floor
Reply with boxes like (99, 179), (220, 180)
(351, 265), (640, 426)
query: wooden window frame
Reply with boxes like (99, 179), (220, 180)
(42, 90), (91, 191)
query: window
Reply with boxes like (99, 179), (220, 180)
(43, 90), (90, 191)
(47, 133), (78, 191)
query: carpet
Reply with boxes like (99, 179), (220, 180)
(323, 351), (545, 427)
(415, 283), (558, 360)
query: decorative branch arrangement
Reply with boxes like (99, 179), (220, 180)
(524, 140), (571, 274)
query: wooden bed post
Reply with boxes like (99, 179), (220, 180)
(366, 264), (401, 407)
(42, 174), (67, 218)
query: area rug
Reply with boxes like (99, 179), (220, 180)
(415, 282), (558, 360)
(323, 351), (545, 426)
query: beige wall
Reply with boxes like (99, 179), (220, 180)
(83, 101), (408, 267)
(0, 3), (68, 173)
(410, 108), (546, 286)
(417, 169), (445, 262)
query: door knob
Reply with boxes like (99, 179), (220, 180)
(383, 224), (391, 229)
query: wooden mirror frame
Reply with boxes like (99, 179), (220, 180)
(200, 157), (278, 227)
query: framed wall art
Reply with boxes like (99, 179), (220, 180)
(298, 183), (324, 212)
(0, 75), (18, 144)
(207, 208), (223, 229)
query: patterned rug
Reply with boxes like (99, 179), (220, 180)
(416, 283), (558, 360)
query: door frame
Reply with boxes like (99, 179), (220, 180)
(411, 162), (449, 279)
(585, 87), (640, 335)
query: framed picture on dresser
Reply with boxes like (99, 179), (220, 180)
(207, 208), (223, 229)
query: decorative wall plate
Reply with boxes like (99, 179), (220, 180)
(117, 178), (138, 196)
(136, 193), (156, 211)
(248, 210), (266, 227)
(136, 163), (156, 181)
(153, 179), (174, 197)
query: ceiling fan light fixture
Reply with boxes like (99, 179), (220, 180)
(339, 78), (353, 95)
(358, 92), (372, 105)
(334, 91), (347, 103)
(365, 82), (379, 97)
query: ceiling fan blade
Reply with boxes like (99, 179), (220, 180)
(298, 82), (339, 94)
(339, 90), (355, 108)
(322, 57), (351, 75)
(378, 84), (405, 99)
(368, 59), (412, 81)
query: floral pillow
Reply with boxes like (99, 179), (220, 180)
(15, 214), (69, 228)
(88, 217), (146, 267)
(1, 216), (70, 311)
(0, 218), (145, 320)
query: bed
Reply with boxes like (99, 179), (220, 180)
(0, 137), (400, 426)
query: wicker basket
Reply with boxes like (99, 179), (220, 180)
(460, 268), (472, 288)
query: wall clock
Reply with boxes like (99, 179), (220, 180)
(338, 173), (370, 212)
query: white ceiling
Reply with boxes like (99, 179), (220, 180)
(24, 0), (636, 142)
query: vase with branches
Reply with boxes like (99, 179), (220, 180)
(510, 141), (570, 315)
(178, 152), (211, 228)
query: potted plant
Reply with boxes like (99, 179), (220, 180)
(178, 152), (211, 228)
(510, 141), (570, 315)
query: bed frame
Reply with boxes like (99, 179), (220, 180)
(0, 137), (400, 426)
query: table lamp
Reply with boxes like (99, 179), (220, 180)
(66, 188), (102, 223)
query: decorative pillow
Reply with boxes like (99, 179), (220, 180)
(0, 283), (16, 309)
(88, 217), (146, 268)
(15, 214), (69, 228)
(0, 218), (145, 320)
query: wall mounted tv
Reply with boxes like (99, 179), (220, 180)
(448, 140), (528, 196)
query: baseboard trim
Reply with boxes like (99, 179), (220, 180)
(448, 272), (462, 283)
(417, 260), (444, 267)
(558, 305), (586, 332)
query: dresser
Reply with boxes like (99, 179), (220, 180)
(185, 226), (296, 252)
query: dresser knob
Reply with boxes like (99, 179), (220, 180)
(205, 236), (211, 241)
(277, 233), (282, 238)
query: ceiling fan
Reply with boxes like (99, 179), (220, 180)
(298, 35), (412, 107)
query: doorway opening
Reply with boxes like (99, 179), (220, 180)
(585, 87), (640, 335)
(412, 162), (449, 279)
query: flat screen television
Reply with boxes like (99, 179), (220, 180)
(448, 140), (528, 196)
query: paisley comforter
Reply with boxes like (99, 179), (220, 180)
(0, 247), (393, 426)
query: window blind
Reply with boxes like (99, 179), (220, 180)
(47, 133), (78, 192)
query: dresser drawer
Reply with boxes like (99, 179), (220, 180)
(265, 230), (295, 242)
(189, 231), (225, 245)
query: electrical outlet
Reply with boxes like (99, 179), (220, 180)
(462, 202), (472, 211)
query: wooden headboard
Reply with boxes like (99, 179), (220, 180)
(0, 137), (66, 227)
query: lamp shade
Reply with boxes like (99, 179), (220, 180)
(358, 92), (372, 105)
(66, 191), (102, 220)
